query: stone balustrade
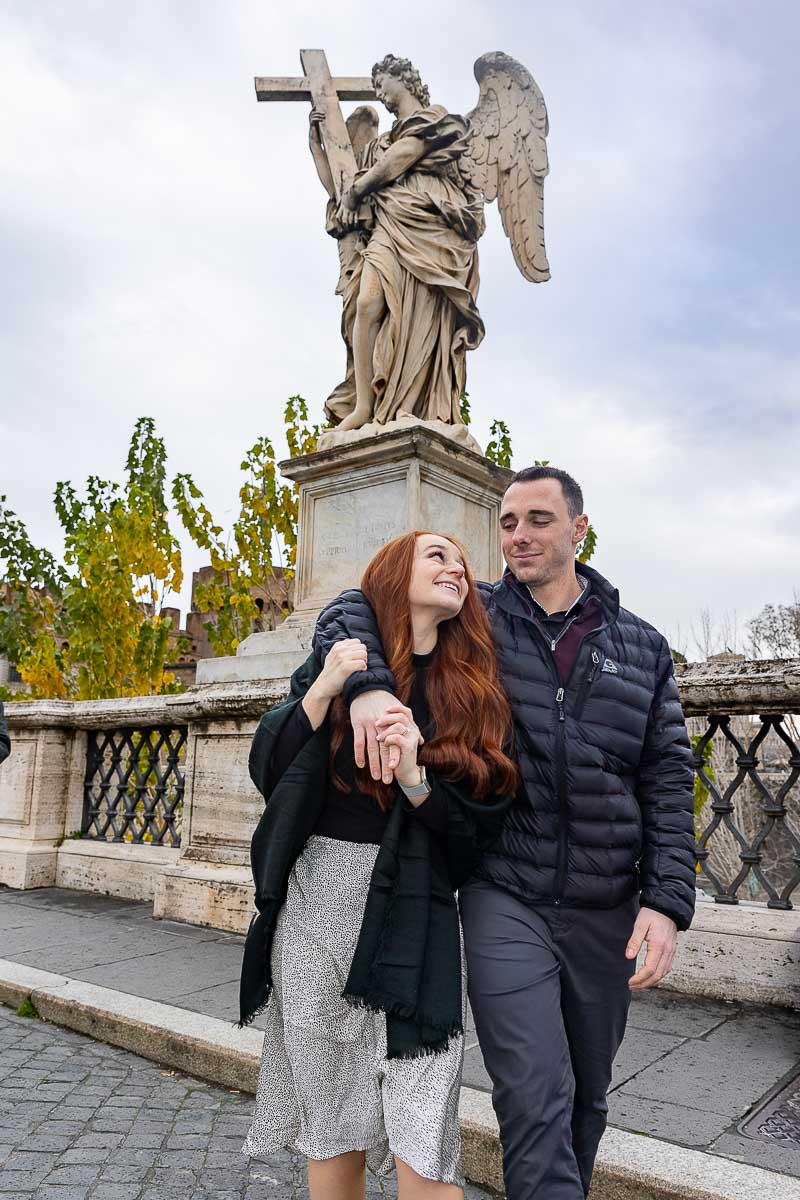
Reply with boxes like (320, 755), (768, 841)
(1, 659), (798, 1007)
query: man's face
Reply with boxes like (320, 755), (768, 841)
(500, 480), (589, 589)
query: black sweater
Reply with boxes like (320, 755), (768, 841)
(271, 649), (446, 842)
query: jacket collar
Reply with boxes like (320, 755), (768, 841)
(493, 561), (620, 627)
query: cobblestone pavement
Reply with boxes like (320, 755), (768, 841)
(0, 1005), (492, 1200)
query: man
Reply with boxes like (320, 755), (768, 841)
(313, 466), (696, 1199)
(0, 700), (10, 766)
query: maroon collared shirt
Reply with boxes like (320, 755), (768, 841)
(507, 573), (604, 685)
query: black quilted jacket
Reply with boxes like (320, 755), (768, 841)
(313, 562), (696, 931)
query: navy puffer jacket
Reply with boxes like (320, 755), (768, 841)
(314, 562), (696, 931)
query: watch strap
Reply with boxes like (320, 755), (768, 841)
(398, 765), (431, 800)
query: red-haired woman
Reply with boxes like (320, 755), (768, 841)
(240, 532), (517, 1200)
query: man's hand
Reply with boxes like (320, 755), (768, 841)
(626, 907), (678, 989)
(350, 690), (401, 784)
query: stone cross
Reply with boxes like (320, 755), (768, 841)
(255, 50), (376, 201)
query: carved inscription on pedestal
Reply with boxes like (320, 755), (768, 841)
(301, 478), (406, 606)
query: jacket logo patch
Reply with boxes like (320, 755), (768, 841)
(601, 658), (618, 675)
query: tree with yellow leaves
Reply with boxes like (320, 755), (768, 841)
(1, 418), (184, 699)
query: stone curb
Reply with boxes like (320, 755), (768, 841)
(2, 958), (798, 1200)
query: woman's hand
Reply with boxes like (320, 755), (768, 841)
(302, 639), (368, 730)
(375, 704), (424, 789)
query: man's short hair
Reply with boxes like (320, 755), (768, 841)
(507, 466), (584, 520)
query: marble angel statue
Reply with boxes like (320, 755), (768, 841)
(314, 51), (550, 442)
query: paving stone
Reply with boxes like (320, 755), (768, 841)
(4, 1150), (61, 1171)
(98, 1161), (155, 1183)
(607, 1087), (734, 1146)
(626, 989), (736, 1037)
(40, 1163), (103, 1185)
(73, 1133), (125, 1150)
(110, 1147), (160, 1166)
(87, 1186), (143, 1200)
(461, 1044), (492, 1092)
(120, 1131), (164, 1148)
(156, 1147), (207, 1168)
(56, 1147), (111, 1165)
(0, 1168), (52, 1189)
(18, 1133), (74, 1152)
(32, 1187), (92, 1200)
(621, 1009), (800, 1118)
(609, 1026), (685, 1090)
(65, 942), (243, 1001)
(57, 1108), (106, 1122)
(166, 1132), (209, 1149)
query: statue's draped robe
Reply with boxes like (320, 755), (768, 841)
(325, 106), (485, 426)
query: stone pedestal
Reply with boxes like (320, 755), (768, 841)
(197, 424), (511, 685)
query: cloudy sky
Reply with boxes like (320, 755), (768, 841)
(1, 0), (798, 656)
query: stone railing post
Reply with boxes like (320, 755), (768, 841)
(0, 703), (79, 888)
(151, 680), (290, 932)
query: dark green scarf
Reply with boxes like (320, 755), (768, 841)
(239, 653), (513, 1058)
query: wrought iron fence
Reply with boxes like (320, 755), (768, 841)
(82, 726), (187, 846)
(692, 713), (800, 909)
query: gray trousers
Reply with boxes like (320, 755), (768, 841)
(459, 882), (637, 1199)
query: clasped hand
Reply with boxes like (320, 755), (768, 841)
(375, 704), (424, 788)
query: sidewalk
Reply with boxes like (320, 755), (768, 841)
(2, 886), (799, 1195)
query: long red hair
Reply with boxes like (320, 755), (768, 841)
(329, 531), (518, 808)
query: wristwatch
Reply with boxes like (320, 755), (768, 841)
(398, 765), (432, 801)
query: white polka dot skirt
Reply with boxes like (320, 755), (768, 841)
(243, 835), (465, 1183)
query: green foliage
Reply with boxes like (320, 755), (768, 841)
(0, 497), (67, 667)
(691, 734), (716, 820)
(0, 419), (184, 699)
(484, 419), (513, 469)
(172, 395), (322, 658)
(576, 525), (597, 564)
(459, 392), (471, 425)
(15, 997), (39, 1019)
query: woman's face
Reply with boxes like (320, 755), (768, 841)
(407, 534), (468, 622)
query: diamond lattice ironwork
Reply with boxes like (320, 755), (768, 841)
(694, 714), (800, 908)
(82, 726), (187, 846)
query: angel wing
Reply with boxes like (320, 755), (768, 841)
(462, 52), (550, 283)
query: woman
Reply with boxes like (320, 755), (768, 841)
(240, 531), (517, 1199)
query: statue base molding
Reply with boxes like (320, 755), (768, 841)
(196, 424), (511, 685)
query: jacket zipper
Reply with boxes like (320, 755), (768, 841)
(553, 685), (567, 903)
(525, 620), (604, 905)
(524, 620), (575, 906)
(573, 647), (602, 719)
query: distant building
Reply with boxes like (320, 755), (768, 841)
(163, 566), (294, 685)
